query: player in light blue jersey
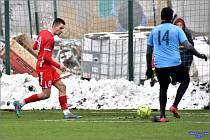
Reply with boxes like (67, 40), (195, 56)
(146, 7), (207, 122)
(148, 20), (187, 68)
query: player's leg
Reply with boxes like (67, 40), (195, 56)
(21, 69), (53, 104)
(155, 68), (170, 122)
(13, 70), (52, 118)
(13, 88), (51, 118)
(25, 88), (51, 103)
(170, 64), (190, 118)
(52, 70), (81, 119)
(53, 79), (68, 111)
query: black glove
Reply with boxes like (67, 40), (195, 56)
(146, 68), (153, 79)
(201, 54), (207, 61)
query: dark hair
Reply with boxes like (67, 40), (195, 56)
(161, 7), (174, 20)
(52, 18), (65, 26)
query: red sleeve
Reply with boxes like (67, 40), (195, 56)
(43, 51), (61, 69)
(33, 40), (38, 50)
(33, 36), (41, 50)
(42, 38), (61, 69)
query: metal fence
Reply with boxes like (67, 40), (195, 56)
(1, 0), (210, 38)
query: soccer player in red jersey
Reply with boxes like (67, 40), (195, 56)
(13, 18), (81, 119)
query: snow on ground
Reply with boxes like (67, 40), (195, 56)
(0, 73), (209, 110)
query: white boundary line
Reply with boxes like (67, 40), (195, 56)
(37, 119), (210, 124)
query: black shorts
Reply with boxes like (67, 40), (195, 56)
(155, 64), (190, 87)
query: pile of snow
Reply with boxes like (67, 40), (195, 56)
(0, 73), (209, 110)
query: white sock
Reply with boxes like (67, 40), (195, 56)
(63, 109), (71, 115)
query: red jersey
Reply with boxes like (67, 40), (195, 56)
(33, 29), (60, 71)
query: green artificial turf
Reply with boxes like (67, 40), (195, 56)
(0, 109), (209, 140)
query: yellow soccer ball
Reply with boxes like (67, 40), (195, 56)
(137, 105), (151, 118)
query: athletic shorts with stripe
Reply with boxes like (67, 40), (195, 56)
(37, 67), (61, 88)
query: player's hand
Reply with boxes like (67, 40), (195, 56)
(59, 65), (66, 72)
(146, 68), (153, 79)
(201, 54), (207, 61)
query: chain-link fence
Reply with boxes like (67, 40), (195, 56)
(1, 0), (209, 38)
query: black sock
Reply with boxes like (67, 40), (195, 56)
(173, 92), (184, 108)
(159, 89), (167, 118)
(173, 80), (189, 108)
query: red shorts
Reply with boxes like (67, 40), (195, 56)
(37, 67), (61, 88)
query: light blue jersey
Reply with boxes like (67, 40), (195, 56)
(148, 23), (188, 68)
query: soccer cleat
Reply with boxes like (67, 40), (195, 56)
(152, 116), (168, 122)
(64, 113), (82, 120)
(159, 118), (168, 122)
(13, 100), (22, 118)
(169, 106), (181, 118)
